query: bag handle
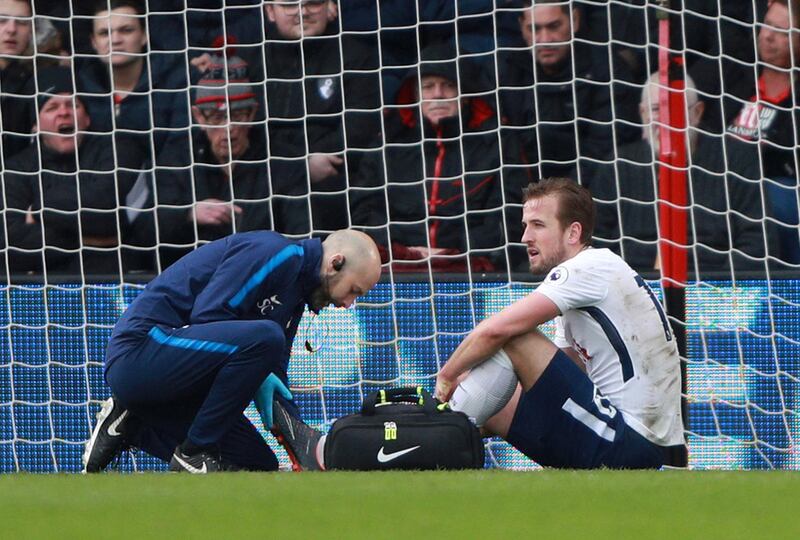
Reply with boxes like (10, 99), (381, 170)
(361, 386), (438, 415)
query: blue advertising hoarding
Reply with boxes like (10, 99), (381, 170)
(1, 279), (798, 471)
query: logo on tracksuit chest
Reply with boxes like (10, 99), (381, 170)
(257, 295), (283, 315)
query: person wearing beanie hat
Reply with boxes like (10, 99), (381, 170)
(349, 41), (530, 273)
(193, 53), (256, 108)
(2, 65), (139, 278)
(31, 67), (90, 155)
(413, 45), (461, 130)
(192, 53), (258, 165)
(185, 52), (289, 243)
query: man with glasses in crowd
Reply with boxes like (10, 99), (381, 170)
(188, 53), (271, 243)
(179, 53), (307, 244)
(231, 0), (382, 234)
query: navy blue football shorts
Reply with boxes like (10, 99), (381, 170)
(505, 349), (667, 469)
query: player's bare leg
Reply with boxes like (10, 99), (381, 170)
(481, 385), (522, 439)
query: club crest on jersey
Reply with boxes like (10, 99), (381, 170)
(547, 266), (568, 285)
(257, 295), (283, 314)
(727, 101), (778, 140)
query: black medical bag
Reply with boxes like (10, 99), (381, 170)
(323, 387), (485, 470)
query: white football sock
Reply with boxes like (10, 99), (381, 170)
(316, 434), (327, 471)
(449, 349), (519, 427)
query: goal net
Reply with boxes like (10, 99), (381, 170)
(1, 0), (798, 472)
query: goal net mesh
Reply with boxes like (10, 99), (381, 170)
(1, 0), (798, 471)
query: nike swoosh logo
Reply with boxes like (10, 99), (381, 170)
(173, 453), (207, 474)
(107, 410), (128, 437)
(377, 445), (420, 463)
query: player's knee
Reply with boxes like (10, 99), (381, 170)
(450, 349), (518, 427)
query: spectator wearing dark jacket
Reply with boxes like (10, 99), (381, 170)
(188, 53), (314, 243)
(77, 0), (192, 172)
(725, 0), (800, 267)
(351, 47), (529, 272)
(574, 0), (769, 134)
(228, 0), (382, 234)
(188, 54), (268, 244)
(337, 0), (520, 101)
(0, 0), (34, 163)
(132, 54), (309, 268)
(2, 68), (137, 278)
(499, 0), (640, 178)
(582, 74), (769, 278)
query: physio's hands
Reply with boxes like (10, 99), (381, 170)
(254, 373), (293, 429)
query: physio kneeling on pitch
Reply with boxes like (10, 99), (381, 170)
(83, 229), (381, 473)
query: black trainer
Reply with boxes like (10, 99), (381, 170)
(270, 400), (324, 471)
(168, 446), (241, 473)
(82, 397), (132, 473)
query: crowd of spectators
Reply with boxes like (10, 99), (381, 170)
(0, 0), (797, 280)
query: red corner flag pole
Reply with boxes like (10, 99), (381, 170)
(656, 0), (689, 466)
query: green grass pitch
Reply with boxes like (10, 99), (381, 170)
(2, 470), (798, 539)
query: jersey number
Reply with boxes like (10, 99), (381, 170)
(561, 387), (618, 443)
(634, 275), (673, 342)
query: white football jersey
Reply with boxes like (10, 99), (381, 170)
(535, 248), (684, 446)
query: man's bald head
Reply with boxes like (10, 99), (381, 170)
(323, 230), (381, 265)
(310, 230), (382, 312)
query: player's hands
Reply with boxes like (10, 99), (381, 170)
(435, 370), (458, 403)
(307, 153), (344, 183)
(193, 199), (242, 226)
(254, 373), (293, 429)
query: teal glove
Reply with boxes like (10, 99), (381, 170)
(254, 373), (293, 429)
